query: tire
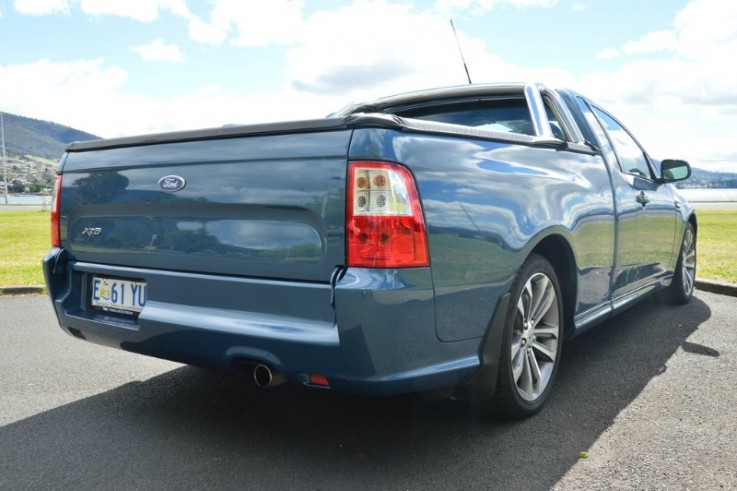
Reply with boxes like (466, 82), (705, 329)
(485, 254), (564, 418)
(664, 222), (696, 305)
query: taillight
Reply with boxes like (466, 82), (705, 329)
(347, 161), (429, 268)
(51, 175), (62, 247)
(309, 373), (330, 387)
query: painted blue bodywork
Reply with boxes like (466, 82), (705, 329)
(44, 84), (695, 396)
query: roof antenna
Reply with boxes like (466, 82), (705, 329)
(450, 19), (472, 84)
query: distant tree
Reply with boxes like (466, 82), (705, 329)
(9, 180), (25, 193)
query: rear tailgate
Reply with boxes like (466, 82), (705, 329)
(59, 126), (350, 283)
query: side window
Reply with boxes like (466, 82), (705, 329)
(575, 97), (619, 169)
(591, 107), (653, 179)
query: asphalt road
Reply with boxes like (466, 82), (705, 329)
(1, 292), (735, 490)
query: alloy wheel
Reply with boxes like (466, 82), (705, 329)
(511, 272), (560, 402)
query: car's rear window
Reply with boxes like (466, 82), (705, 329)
(390, 97), (567, 140)
(391, 98), (535, 135)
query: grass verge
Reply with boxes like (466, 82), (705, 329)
(696, 209), (737, 284)
(0, 211), (49, 289)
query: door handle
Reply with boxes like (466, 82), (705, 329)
(636, 191), (650, 206)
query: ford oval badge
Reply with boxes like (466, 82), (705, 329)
(158, 175), (186, 192)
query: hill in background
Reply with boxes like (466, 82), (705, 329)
(1, 111), (101, 193)
(2, 112), (100, 160)
(680, 167), (737, 188)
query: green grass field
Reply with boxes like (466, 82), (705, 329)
(1, 209), (735, 289)
(0, 211), (51, 289)
(696, 210), (737, 284)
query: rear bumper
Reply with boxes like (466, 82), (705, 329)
(43, 249), (484, 396)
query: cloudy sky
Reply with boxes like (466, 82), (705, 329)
(0, 0), (735, 171)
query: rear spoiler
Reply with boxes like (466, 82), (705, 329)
(65, 118), (352, 152)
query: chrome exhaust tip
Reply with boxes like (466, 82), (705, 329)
(253, 364), (286, 388)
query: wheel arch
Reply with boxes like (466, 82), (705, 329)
(529, 233), (578, 338)
(688, 212), (698, 237)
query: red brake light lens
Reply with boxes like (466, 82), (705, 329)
(347, 161), (429, 268)
(51, 175), (62, 247)
(309, 373), (330, 387)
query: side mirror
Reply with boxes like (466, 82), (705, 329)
(660, 159), (691, 183)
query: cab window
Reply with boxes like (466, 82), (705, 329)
(591, 107), (653, 179)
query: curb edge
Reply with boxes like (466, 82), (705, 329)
(0, 285), (46, 296)
(695, 278), (737, 297)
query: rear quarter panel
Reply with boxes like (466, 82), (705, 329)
(349, 128), (616, 342)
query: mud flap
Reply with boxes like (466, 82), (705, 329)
(460, 292), (510, 407)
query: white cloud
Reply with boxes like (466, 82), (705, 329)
(503, 0), (558, 6)
(286, 1), (464, 97)
(571, 2), (586, 12)
(187, 16), (228, 46)
(76, 0), (191, 22)
(78, 0), (157, 21)
(225, 0), (304, 47)
(674, 0), (737, 60)
(596, 29), (677, 61)
(131, 39), (184, 63)
(170, 0), (572, 101)
(188, 0), (304, 47)
(0, 57), (345, 138)
(622, 29), (677, 55)
(583, 0), (737, 110)
(594, 47), (619, 60)
(14, 0), (196, 22)
(435, 0), (558, 15)
(14, 0), (70, 16)
(599, 0), (736, 63)
(0, 59), (129, 135)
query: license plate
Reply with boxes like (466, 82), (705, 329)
(91, 276), (147, 314)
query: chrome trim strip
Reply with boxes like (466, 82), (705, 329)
(611, 282), (660, 311)
(524, 83), (554, 139)
(348, 113), (564, 147)
(539, 85), (586, 144)
(573, 302), (612, 329)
